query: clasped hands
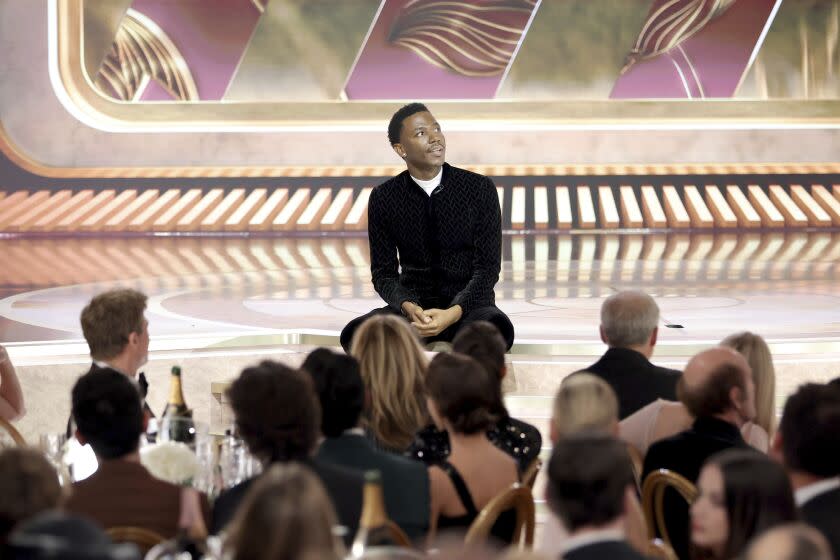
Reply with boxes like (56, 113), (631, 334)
(401, 302), (462, 338)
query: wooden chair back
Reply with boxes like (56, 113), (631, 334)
(646, 538), (679, 560)
(105, 526), (165, 555)
(522, 458), (542, 490)
(641, 469), (698, 545)
(0, 418), (25, 447)
(465, 483), (535, 548)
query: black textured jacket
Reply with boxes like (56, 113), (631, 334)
(368, 163), (501, 314)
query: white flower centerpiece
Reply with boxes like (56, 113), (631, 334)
(140, 440), (199, 486)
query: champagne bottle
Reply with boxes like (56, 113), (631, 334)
(350, 470), (397, 556)
(160, 366), (195, 445)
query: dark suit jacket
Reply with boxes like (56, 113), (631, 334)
(211, 458), (363, 545)
(579, 347), (681, 420)
(63, 459), (209, 539)
(800, 485), (840, 560)
(642, 416), (753, 560)
(317, 433), (429, 540)
(563, 540), (650, 560)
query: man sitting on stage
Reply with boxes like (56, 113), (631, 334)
(340, 103), (513, 351)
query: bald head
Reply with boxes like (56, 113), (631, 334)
(745, 524), (832, 560)
(600, 291), (659, 351)
(678, 346), (754, 423)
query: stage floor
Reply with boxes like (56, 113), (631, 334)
(2, 231), (840, 355)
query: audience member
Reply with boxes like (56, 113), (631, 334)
(691, 449), (797, 560)
(425, 353), (519, 544)
(546, 435), (647, 560)
(211, 361), (363, 544)
(64, 368), (208, 538)
(642, 346), (756, 560)
(0, 344), (24, 421)
(0, 448), (62, 546)
(576, 290), (681, 419)
(772, 383), (840, 560)
(224, 463), (342, 560)
(350, 315), (429, 452)
(303, 348), (429, 540)
(6, 511), (140, 560)
(68, 289), (153, 438)
(744, 523), (833, 560)
(620, 331), (773, 454)
(407, 321), (541, 472)
(539, 375), (647, 558)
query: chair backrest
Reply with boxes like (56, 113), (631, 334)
(0, 417), (26, 447)
(106, 526), (165, 555)
(646, 538), (679, 560)
(522, 458), (541, 490)
(626, 444), (643, 491)
(641, 469), (698, 545)
(465, 483), (535, 548)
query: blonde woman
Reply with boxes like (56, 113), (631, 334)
(539, 374), (648, 558)
(225, 463), (343, 560)
(619, 332), (774, 455)
(350, 314), (429, 452)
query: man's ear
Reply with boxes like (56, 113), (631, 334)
(127, 330), (139, 347)
(649, 327), (658, 348)
(391, 143), (406, 159)
(75, 428), (87, 446)
(599, 325), (608, 345)
(730, 386), (745, 413)
(770, 430), (784, 464)
(499, 364), (507, 380)
(549, 418), (559, 445)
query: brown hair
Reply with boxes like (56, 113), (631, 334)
(225, 463), (341, 560)
(80, 289), (147, 361)
(0, 448), (63, 544)
(350, 315), (428, 451)
(452, 321), (508, 417)
(678, 363), (746, 419)
(227, 361), (320, 464)
(425, 352), (499, 435)
(721, 332), (776, 435)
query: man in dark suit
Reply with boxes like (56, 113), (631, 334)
(64, 368), (209, 538)
(302, 348), (429, 540)
(643, 347), (756, 559)
(745, 523), (833, 560)
(210, 361), (364, 544)
(546, 434), (648, 560)
(772, 383), (840, 560)
(67, 289), (154, 438)
(578, 290), (681, 419)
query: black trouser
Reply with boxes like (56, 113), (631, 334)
(340, 304), (514, 353)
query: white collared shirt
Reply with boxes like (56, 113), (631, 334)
(411, 167), (443, 196)
(795, 477), (840, 506)
(559, 528), (625, 556)
(93, 360), (129, 377)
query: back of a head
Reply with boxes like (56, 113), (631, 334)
(545, 434), (634, 532)
(745, 523), (833, 560)
(71, 368), (143, 459)
(226, 361), (320, 464)
(80, 289), (147, 361)
(778, 383), (840, 477)
(301, 348), (364, 438)
(226, 463), (340, 560)
(452, 321), (507, 417)
(425, 353), (499, 435)
(721, 331), (776, 434)
(0, 449), (62, 544)
(600, 290), (659, 348)
(703, 449), (797, 559)
(552, 373), (618, 438)
(678, 347), (749, 419)
(350, 315), (428, 450)
(7, 511), (139, 560)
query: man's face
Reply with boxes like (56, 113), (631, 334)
(392, 111), (446, 173)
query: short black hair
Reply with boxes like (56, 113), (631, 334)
(227, 361), (320, 464)
(301, 348), (364, 438)
(545, 434), (635, 531)
(71, 368), (144, 459)
(779, 383), (840, 477)
(387, 102), (429, 145)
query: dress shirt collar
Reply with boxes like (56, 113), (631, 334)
(559, 528), (625, 556)
(795, 477), (840, 506)
(94, 360), (128, 376)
